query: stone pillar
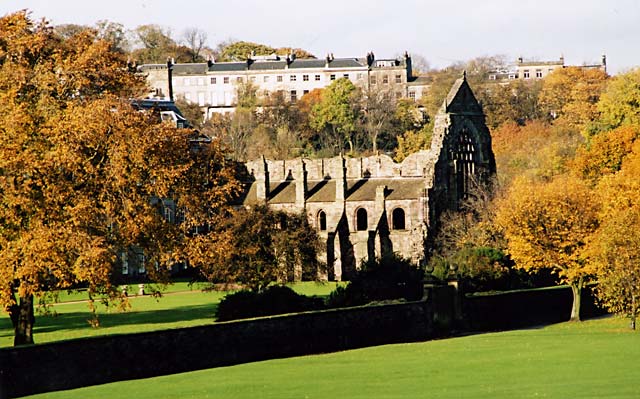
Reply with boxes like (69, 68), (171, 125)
(256, 155), (270, 202)
(294, 159), (307, 211)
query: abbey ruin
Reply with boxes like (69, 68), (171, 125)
(241, 75), (496, 280)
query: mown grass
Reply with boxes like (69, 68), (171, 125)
(0, 281), (340, 347)
(24, 316), (639, 398)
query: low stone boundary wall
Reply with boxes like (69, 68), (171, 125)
(464, 285), (605, 331)
(0, 300), (432, 398)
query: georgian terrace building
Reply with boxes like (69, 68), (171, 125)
(138, 52), (427, 118)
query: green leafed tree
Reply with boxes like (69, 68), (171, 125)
(309, 78), (361, 154)
(597, 68), (640, 131)
(218, 41), (276, 62)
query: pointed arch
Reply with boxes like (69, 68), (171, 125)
(450, 125), (477, 200)
(317, 210), (327, 231)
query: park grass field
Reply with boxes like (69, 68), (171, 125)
(0, 281), (339, 347)
(23, 316), (639, 399)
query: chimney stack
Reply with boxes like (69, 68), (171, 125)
(166, 58), (174, 102)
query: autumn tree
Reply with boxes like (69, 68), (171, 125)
(197, 206), (323, 292)
(491, 120), (582, 185)
(309, 78), (361, 154)
(393, 99), (431, 161)
(0, 12), (239, 345)
(571, 124), (640, 184)
(496, 175), (600, 321)
(394, 126), (432, 162)
(597, 68), (640, 131)
(588, 143), (640, 329)
(538, 67), (608, 135)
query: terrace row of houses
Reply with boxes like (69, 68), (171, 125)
(488, 54), (607, 81)
(139, 52), (430, 118)
(137, 51), (608, 120)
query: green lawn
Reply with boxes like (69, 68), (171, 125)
(0, 281), (340, 347)
(23, 316), (639, 398)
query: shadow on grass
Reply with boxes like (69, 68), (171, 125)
(30, 303), (219, 335)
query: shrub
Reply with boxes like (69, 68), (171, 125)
(215, 285), (325, 321)
(326, 254), (424, 308)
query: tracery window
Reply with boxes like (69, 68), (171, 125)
(451, 128), (476, 200)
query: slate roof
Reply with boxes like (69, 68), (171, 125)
(172, 63), (209, 75)
(155, 57), (388, 75)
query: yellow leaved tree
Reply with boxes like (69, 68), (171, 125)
(587, 141), (640, 329)
(538, 66), (608, 135)
(496, 175), (599, 321)
(0, 11), (239, 345)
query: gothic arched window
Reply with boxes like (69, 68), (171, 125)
(451, 128), (476, 200)
(318, 210), (327, 231)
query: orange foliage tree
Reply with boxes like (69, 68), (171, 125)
(491, 120), (581, 184)
(0, 12), (239, 345)
(538, 67), (608, 134)
(587, 142), (640, 329)
(571, 124), (640, 184)
(496, 175), (599, 321)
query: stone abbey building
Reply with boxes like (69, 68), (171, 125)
(240, 75), (496, 280)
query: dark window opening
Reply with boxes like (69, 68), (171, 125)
(356, 208), (368, 231)
(392, 208), (405, 230)
(318, 211), (327, 231)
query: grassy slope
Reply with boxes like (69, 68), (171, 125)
(0, 282), (339, 347)
(25, 316), (639, 399)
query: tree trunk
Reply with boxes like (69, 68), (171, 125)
(569, 279), (583, 322)
(10, 295), (35, 346)
(631, 293), (636, 330)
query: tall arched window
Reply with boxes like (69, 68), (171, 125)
(356, 208), (368, 231)
(318, 210), (327, 231)
(392, 208), (406, 230)
(451, 128), (476, 200)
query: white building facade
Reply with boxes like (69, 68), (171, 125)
(139, 52), (427, 118)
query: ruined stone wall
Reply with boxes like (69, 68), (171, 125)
(243, 76), (495, 280)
